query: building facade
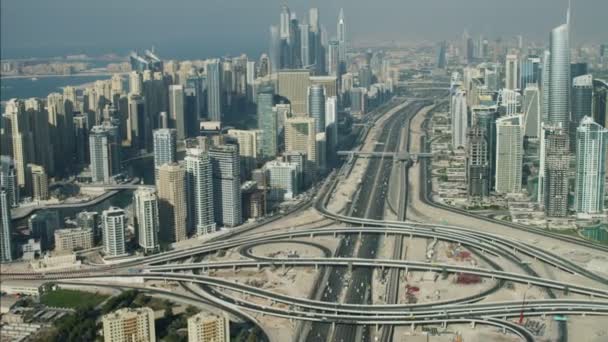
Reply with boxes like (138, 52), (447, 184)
(102, 207), (127, 257)
(102, 307), (156, 342)
(133, 187), (160, 253)
(495, 115), (523, 194)
(575, 117), (607, 216)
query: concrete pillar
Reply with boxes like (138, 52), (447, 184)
(470, 321), (475, 328)
(410, 323), (415, 331)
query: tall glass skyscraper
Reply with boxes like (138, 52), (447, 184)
(541, 50), (551, 125)
(548, 15), (570, 130)
(169, 85), (186, 140)
(337, 9), (346, 62)
(0, 188), (12, 262)
(451, 89), (468, 149)
(206, 59), (222, 122)
(520, 55), (541, 88)
(571, 74), (594, 125)
(308, 84), (326, 133)
(257, 91), (277, 159)
(153, 129), (177, 181)
(185, 148), (216, 235)
(269, 25), (280, 73)
(575, 117), (607, 216)
(209, 145), (242, 227)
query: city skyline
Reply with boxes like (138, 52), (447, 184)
(1, 1), (607, 342)
(1, 0), (607, 59)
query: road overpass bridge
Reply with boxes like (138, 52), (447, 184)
(336, 151), (433, 162)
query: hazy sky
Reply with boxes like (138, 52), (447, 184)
(1, 0), (606, 59)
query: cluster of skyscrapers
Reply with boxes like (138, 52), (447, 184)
(448, 5), (607, 220)
(1, 5), (398, 262)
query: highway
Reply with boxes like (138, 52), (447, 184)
(308, 100), (431, 342)
(5, 93), (608, 342)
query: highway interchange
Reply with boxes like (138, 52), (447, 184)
(3, 91), (608, 342)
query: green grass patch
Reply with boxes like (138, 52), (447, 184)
(40, 289), (108, 309)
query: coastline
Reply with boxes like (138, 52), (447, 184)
(0, 72), (126, 80)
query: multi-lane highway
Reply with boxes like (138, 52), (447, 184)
(4, 94), (608, 342)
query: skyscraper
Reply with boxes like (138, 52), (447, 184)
(520, 55), (541, 88)
(548, 9), (571, 130)
(571, 74), (593, 126)
(325, 96), (338, 159)
(269, 25), (280, 73)
(227, 129), (261, 179)
(46, 92), (75, 175)
(0, 188), (12, 262)
(89, 125), (111, 183)
(89, 123), (120, 184)
(279, 5), (291, 41)
(133, 187), (160, 253)
(207, 59), (222, 122)
(257, 92), (277, 159)
(127, 94), (146, 149)
(571, 74), (594, 150)
(102, 207), (127, 257)
(29, 210), (59, 251)
(575, 117), (607, 216)
(4, 99), (33, 188)
(451, 89), (468, 149)
(209, 145), (242, 227)
(277, 69), (311, 115)
(129, 71), (143, 95)
(495, 115), (523, 194)
(308, 84), (326, 133)
(185, 148), (216, 235)
(437, 41), (447, 69)
(337, 9), (346, 63)
(27, 164), (49, 201)
(541, 50), (551, 125)
(522, 85), (541, 139)
(327, 41), (340, 76)
(300, 22), (311, 67)
(169, 84), (186, 140)
(358, 65), (373, 90)
(592, 79), (608, 128)
(466, 126), (490, 200)
(285, 116), (317, 181)
(543, 127), (570, 217)
(0, 157), (19, 207)
(25, 98), (53, 175)
(505, 54), (519, 90)
(264, 161), (300, 201)
(157, 163), (187, 242)
(153, 129), (177, 180)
